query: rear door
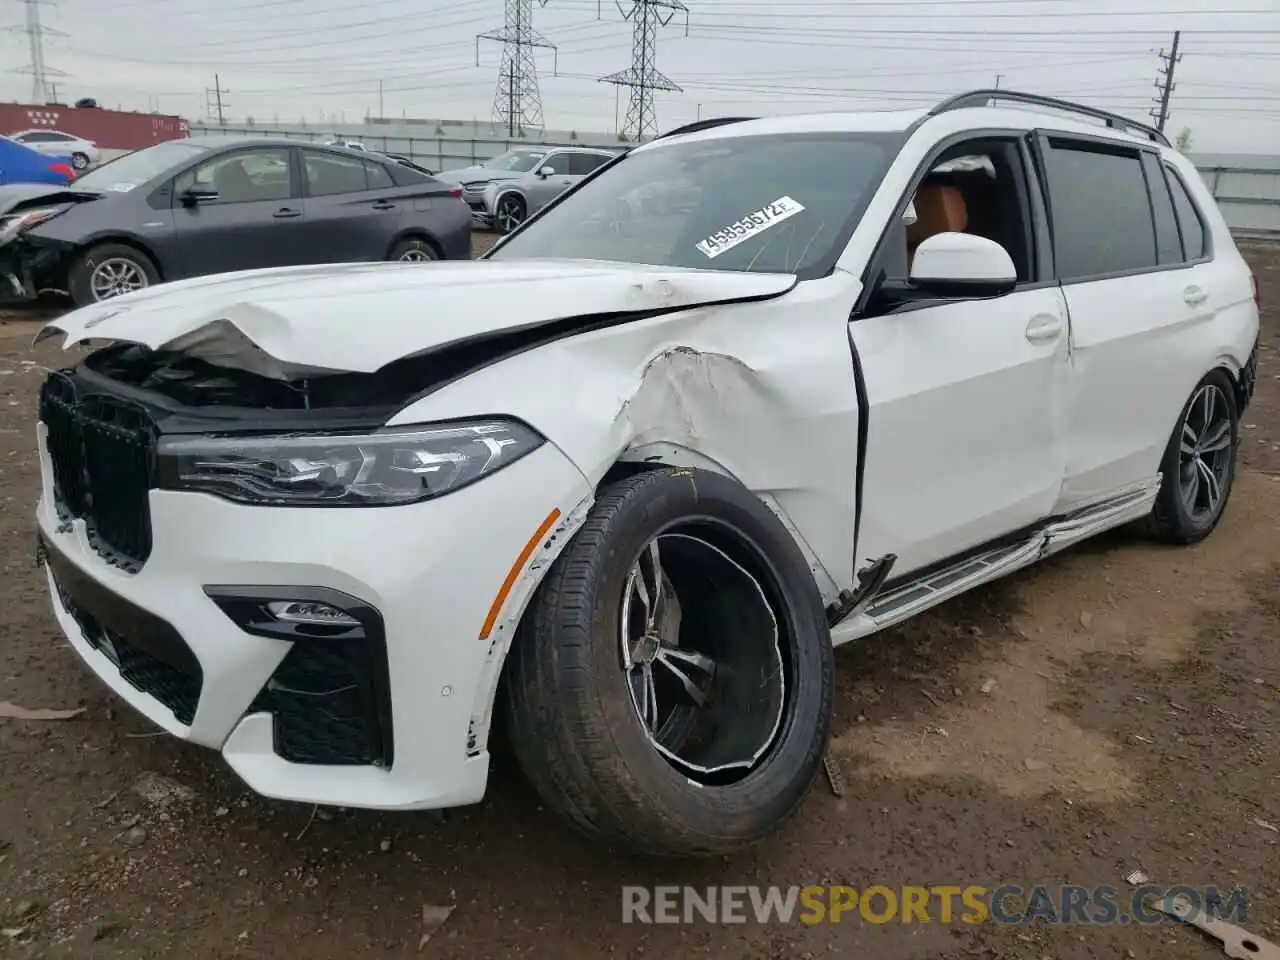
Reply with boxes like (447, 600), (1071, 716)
(1038, 133), (1220, 513)
(169, 145), (309, 278)
(298, 149), (406, 263)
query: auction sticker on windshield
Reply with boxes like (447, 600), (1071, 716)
(696, 196), (806, 260)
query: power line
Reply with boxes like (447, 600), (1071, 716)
(599, 0), (688, 140)
(476, 0), (556, 135)
(1151, 29), (1182, 133)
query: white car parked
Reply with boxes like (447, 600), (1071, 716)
(9, 128), (100, 169)
(32, 90), (1260, 857)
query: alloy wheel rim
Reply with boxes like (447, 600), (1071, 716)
(497, 198), (524, 232)
(1177, 383), (1233, 523)
(398, 248), (432, 262)
(90, 258), (148, 301)
(619, 530), (786, 781)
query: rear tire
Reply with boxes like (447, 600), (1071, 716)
(67, 243), (159, 306)
(502, 467), (834, 857)
(1144, 368), (1239, 545)
(388, 237), (438, 262)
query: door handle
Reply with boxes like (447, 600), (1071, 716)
(272, 208), (301, 219)
(1025, 314), (1063, 344)
(371, 201), (396, 211)
(1183, 285), (1208, 306)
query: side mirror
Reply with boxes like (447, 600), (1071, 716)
(180, 183), (219, 206)
(878, 232), (1016, 305)
(909, 232), (1016, 296)
(537, 165), (555, 178)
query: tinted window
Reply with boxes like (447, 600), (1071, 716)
(491, 132), (901, 277)
(568, 152), (609, 176)
(1142, 152), (1182, 266)
(1045, 140), (1156, 280)
(304, 151), (368, 196)
(18, 132), (54, 143)
(365, 159), (395, 190)
(176, 148), (293, 204)
(1166, 165), (1207, 260)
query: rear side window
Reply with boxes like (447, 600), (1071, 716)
(364, 160), (395, 190)
(304, 151), (369, 196)
(1165, 165), (1208, 260)
(1044, 139), (1157, 280)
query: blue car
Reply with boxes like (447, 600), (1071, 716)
(0, 135), (75, 186)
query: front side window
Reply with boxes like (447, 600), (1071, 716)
(485, 149), (547, 173)
(489, 132), (903, 277)
(176, 148), (293, 204)
(1043, 139), (1157, 280)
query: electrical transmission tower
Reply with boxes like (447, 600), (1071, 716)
(205, 74), (229, 125)
(599, 0), (688, 141)
(1150, 29), (1181, 134)
(477, 0), (556, 137)
(7, 0), (68, 104)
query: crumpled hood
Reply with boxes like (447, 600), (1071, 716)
(38, 259), (797, 380)
(0, 183), (100, 218)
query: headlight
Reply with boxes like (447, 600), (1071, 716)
(0, 207), (61, 244)
(157, 419), (544, 507)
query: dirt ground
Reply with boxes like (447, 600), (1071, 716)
(0, 239), (1277, 960)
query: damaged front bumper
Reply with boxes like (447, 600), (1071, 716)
(35, 422), (594, 811)
(0, 236), (67, 301)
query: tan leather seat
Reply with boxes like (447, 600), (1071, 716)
(907, 182), (969, 266)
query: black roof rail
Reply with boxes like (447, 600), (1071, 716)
(657, 116), (758, 140)
(929, 89), (1170, 147)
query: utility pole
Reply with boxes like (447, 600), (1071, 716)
(599, 0), (689, 141)
(378, 79), (384, 119)
(1151, 30), (1181, 134)
(205, 73), (228, 125)
(477, 0), (556, 137)
(994, 73), (1003, 89)
(7, 0), (68, 103)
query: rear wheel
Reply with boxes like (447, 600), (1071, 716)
(502, 467), (834, 857)
(67, 243), (159, 306)
(1145, 368), (1239, 544)
(388, 237), (438, 262)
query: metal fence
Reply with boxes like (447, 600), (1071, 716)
(183, 124), (1279, 238)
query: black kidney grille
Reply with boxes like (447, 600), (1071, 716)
(39, 374), (157, 568)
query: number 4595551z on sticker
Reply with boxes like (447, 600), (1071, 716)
(33, 90), (1259, 857)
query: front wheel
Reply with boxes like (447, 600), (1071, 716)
(67, 243), (159, 306)
(494, 193), (526, 235)
(502, 467), (834, 857)
(1145, 368), (1240, 544)
(71, 152), (90, 171)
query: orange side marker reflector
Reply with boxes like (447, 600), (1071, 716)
(479, 508), (561, 641)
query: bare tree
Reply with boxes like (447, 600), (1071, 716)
(1175, 127), (1194, 152)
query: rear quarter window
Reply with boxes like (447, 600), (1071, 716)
(1165, 165), (1209, 260)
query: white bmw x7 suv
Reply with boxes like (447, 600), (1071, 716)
(33, 90), (1260, 857)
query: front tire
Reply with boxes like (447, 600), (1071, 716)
(71, 152), (90, 171)
(67, 243), (159, 306)
(1146, 368), (1239, 544)
(502, 467), (834, 857)
(494, 193), (526, 235)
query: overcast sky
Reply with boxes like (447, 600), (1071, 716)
(1, 0), (1277, 152)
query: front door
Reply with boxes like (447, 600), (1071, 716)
(170, 146), (310, 279)
(851, 136), (1070, 578)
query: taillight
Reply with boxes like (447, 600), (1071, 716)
(49, 161), (74, 180)
(448, 185), (462, 198)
